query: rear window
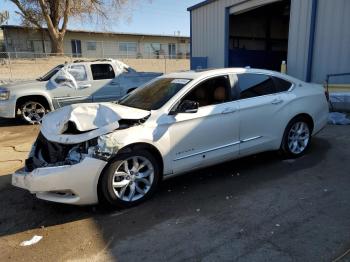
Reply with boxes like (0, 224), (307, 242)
(238, 73), (277, 99)
(91, 64), (115, 80)
(272, 76), (292, 92)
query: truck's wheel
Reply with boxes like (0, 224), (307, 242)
(98, 150), (161, 209)
(20, 101), (49, 124)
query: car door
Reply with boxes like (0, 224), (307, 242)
(90, 63), (123, 102)
(50, 64), (94, 108)
(236, 73), (293, 156)
(169, 75), (240, 174)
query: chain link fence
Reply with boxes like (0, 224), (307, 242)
(0, 51), (190, 83)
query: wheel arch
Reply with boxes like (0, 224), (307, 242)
(117, 143), (164, 175)
(96, 142), (164, 205)
(288, 113), (314, 133)
(16, 94), (53, 113)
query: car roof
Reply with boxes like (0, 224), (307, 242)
(163, 68), (300, 83)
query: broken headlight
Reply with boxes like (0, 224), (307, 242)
(92, 134), (122, 160)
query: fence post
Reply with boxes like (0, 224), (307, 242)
(8, 52), (13, 81)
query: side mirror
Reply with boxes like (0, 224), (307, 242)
(176, 100), (199, 114)
(55, 75), (69, 84)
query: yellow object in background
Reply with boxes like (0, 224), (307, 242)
(281, 60), (287, 74)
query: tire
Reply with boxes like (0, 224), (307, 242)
(98, 150), (161, 209)
(280, 116), (312, 158)
(19, 100), (49, 124)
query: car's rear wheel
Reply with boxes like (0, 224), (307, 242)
(20, 101), (48, 124)
(98, 150), (161, 208)
(280, 117), (312, 158)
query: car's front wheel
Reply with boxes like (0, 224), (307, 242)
(20, 101), (49, 124)
(280, 116), (312, 158)
(98, 150), (161, 208)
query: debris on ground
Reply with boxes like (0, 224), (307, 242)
(20, 235), (43, 246)
(328, 112), (350, 125)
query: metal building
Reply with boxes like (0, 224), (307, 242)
(188, 0), (350, 84)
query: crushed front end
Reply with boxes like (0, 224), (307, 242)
(12, 132), (108, 205)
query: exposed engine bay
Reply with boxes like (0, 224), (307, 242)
(25, 103), (150, 171)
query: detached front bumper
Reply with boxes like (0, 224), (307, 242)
(12, 157), (107, 205)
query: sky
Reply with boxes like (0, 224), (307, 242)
(0, 0), (202, 36)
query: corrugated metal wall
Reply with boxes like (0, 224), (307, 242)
(191, 0), (350, 84)
(191, 0), (242, 68)
(286, 0), (312, 81)
(191, 0), (284, 68)
(312, 0), (350, 83)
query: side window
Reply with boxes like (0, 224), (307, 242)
(238, 73), (277, 99)
(182, 75), (231, 107)
(272, 76), (292, 92)
(68, 65), (87, 81)
(91, 64), (115, 80)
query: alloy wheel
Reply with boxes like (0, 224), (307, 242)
(287, 122), (310, 154)
(112, 156), (154, 202)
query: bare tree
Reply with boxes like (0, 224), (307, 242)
(10, 0), (132, 54)
(0, 11), (10, 25)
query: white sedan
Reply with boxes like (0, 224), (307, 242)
(12, 68), (329, 208)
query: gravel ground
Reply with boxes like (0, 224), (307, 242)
(0, 119), (349, 262)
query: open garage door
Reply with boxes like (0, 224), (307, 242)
(228, 0), (290, 71)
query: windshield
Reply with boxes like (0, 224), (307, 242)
(37, 64), (64, 81)
(119, 78), (191, 111)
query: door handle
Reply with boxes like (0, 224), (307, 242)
(271, 98), (284, 105)
(79, 84), (91, 89)
(221, 107), (237, 114)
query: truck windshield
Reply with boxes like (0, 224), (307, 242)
(37, 64), (64, 81)
(119, 78), (191, 111)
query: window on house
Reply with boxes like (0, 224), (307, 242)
(27, 40), (34, 51)
(87, 41), (97, 51)
(144, 43), (162, 57)
(119, 42), (137, 54)
(168, 43), (176, 58)
(91, 64), (115, 80)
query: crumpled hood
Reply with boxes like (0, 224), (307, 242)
(41, 103), (150, 144)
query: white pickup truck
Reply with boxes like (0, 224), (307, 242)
(0, 59), (162, 123)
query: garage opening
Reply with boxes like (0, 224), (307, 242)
(228, 0), (290, 71)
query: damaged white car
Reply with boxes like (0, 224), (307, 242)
(12, 68), (329, 208)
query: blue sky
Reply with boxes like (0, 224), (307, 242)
(1, 0), (201, 36)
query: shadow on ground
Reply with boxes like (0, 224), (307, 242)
(0, 137), (329, 237)
(0, 118), (28, 127)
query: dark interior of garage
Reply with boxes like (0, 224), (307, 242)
(228, 0), (290, 71)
